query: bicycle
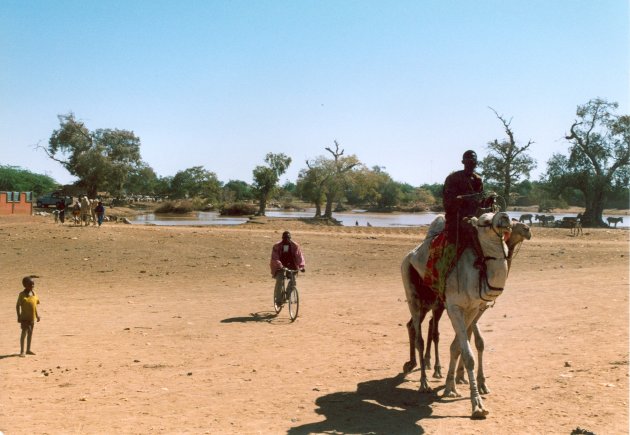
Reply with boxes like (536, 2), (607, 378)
(274, 268), (300, 321)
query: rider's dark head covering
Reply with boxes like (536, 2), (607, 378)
(282, 231), (291, 242)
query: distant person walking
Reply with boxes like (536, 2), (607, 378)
(56, 200), (65, 224)
(16, 276), (41, 357)
(95, 201), (105, 227)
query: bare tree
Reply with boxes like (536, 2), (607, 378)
(480, 108), (536, 206)
(322, 141), (360, 218)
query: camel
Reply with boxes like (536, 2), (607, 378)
(403, 219), (532, 386)
(452, 220), (532, 387)
(80, 196), (92, 226)
(401, 212), (515, 419)
(90, 199), (99, 226)
(606, 216), (623, 228)
(518, 213), (533, 225)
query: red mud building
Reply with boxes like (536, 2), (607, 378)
(0, 191), (33, 215)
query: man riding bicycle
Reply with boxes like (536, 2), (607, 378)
(270, 231), (305, 306)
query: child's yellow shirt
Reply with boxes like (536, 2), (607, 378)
(17, 291), (39, 322)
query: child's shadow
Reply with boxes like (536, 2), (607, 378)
(288, 372), (446, 435)
(0, 354), (21, 360)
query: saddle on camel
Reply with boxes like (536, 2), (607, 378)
(424, 150), (497, 298)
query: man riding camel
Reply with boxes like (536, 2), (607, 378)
(442, 150), (495, 266)
(424, 150), (496, 294)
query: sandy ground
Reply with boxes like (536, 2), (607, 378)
(0, 215), (628, 434)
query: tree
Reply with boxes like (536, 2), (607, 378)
(252, 153), (291, 215)
(296, 159), (329, 217)
(170, 166), (222, 201)
(42, 113), (143, 197)
(321, 141), (360, 218)
(124, 164), (159, 195)
(479, 108), (536, 206)
(0, 165), (58, 196)
(550, 98), (629, 226)
(222, 180), (254, 203)
(346, 166), (401, 209)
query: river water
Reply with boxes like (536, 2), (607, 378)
(131, 208), (628, 228)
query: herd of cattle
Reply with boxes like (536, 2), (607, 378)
(518, 212), (624, 236)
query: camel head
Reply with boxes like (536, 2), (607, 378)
(469, 212), (512, 258)
(476, 212), (512, 237)
(509, 219), (532, 243)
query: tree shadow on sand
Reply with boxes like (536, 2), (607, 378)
(220, 311), (281, 323)
(289, 372), (449, 435)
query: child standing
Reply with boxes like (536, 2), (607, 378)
(16, 276), (41, 357)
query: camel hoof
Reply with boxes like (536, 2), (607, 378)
(478, 383), (490, 395)
(432, 368), (443, 379)
(455, 375), (467, 384)
(419, 379), (432, 393)
(471, 408), (489, 419)
(403, 361), (416, 374)
(443, 388), (460, 398)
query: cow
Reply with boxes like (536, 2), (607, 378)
(607, 217), (624, 228)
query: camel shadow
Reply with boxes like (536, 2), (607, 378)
(288, 372), (448, 435)
(220, 311), (279, 323)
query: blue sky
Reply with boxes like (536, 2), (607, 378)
(1, 0), (628, 187)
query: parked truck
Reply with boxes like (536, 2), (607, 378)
(36, 191), (73, 208)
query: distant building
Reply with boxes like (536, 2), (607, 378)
(0, 191), (33, 215)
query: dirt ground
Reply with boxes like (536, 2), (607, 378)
(0, 214), (627, 434)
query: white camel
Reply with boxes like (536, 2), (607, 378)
(452, 220), (532, 389)
(401, 212), (515, 419)
(80, 196), (91, 226)
(405, 220), (532, 384)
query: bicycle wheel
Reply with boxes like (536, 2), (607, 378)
(274, 280), (284, 314)
(288, 285), (299, 321)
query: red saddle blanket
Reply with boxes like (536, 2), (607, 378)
(423, 232), (465, 298)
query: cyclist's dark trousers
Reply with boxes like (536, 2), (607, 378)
(274, 272), (285, 301)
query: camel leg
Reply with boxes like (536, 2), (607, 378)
(474, 322), (489, 395)
(429, 305), (445, 378)
(455, 329), (470, 384)
(455, 308), (488, 393)
(414, 313), (432, 393)
(422, 315), (433, 370)
(444, 336), (462, 397)
(445, 305), (489, 419)
(403, 318), (417, 373)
